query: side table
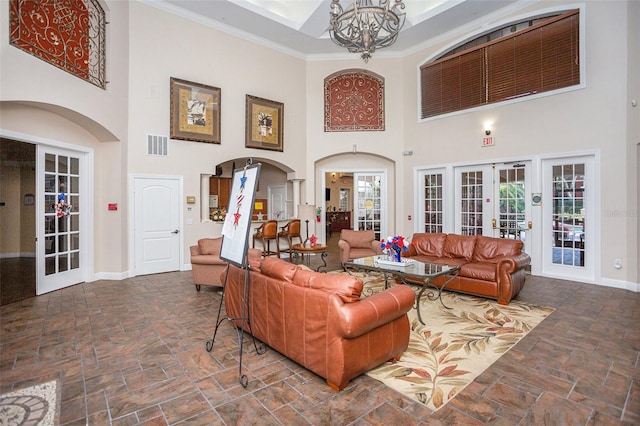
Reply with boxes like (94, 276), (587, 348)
(291, 244), (328, 272)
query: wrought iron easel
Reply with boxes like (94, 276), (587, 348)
(205, 160), (265, 387)
(205, 254), (265, 388)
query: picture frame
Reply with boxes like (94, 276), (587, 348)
(170, 77), (221, 144)
(245, 95), (284, 152)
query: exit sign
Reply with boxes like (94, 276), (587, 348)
(482, 136), (495, 147)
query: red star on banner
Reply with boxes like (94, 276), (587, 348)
(233, 211), (241, 226)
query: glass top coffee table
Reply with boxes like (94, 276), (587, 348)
(343, 256), (461, 324)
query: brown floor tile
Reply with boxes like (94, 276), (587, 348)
(1, 235), (638, 425)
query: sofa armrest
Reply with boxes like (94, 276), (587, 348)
(190, 245), (199, 257)
(403, 244), (418, 257)
(369, 240), (383, 255)
(191, 254), (226, 266)
(496, 252), (531, 274)
(337, 239), (351, 263)
(334, 285), (415, 338)
(337, 239), (351, 251)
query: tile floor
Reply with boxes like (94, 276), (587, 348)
(1, 238), (639, 425)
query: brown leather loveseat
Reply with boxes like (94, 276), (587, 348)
(403, 233), (530, 305)
(224, 256), (415, 391)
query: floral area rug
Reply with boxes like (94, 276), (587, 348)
(335, 271), (554, 412)
(0, 380), (58, 425)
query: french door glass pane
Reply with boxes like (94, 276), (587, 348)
(423, 173), (443, 233)
(460, 171), (483, 235)
(498, 167), (526, 243)
(356, 175), (382, 240)
(44, 152), (81, 275)
(551, 163), (585, 266)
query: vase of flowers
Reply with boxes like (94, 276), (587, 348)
(380, 235), (409, 262)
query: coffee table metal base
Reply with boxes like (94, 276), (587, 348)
(343, 257), (461, 324)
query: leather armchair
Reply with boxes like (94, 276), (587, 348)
(190, 237), (227, 290)
(338, 229), (383, 264)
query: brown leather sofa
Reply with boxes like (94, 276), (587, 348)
(224, 256), (415, 391)
(403, 233), (530, 305)
(189, 237), (227, 290)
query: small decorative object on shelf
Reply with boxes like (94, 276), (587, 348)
(380, 235), (409, 262)
(310, 234), (318, 248)
(211, 208), (227, 222)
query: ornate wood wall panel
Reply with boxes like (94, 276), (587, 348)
(9, 0), (106, 89)
(324, 69), (384, 132)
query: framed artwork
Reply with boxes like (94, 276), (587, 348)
(170, 77), (221, 144)
(245, 95), (284, 152)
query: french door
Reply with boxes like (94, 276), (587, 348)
(37, 146), (88, 294)
(541, 156), (594, 280)
(353, 172), (387, 240)
(417, 162), (531, 254)
(454, 162), (530, 247)
(418, 156), (596, 281)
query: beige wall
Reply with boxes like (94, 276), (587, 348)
(127, 1), (308, 250)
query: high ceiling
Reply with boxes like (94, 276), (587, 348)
(146, 0), (520, 59)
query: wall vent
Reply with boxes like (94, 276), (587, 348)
(147, 135), (168, 156)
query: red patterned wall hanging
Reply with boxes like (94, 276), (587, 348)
(9, 0), (106, 89)
(324, 69), (384, 132)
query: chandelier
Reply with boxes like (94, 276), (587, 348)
(329, 0), (406, 63)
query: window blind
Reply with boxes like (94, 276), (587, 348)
(420, 10), (579, 119)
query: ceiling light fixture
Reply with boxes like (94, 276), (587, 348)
(329, 0), (406, 63)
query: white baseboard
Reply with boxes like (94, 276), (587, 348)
(0, 252), (35, 258)
(598, 277), (640, 292)
(91, 271), (130, 281)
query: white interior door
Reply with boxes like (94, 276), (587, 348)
(268, 184), (286, 219)
(37, 146), (87, 294)
(133, 177), (181, 276)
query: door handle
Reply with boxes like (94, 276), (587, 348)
(172, 230), (179, 234)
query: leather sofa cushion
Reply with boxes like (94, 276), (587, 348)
(460, 262), (496, 281)
(340, 229), (377, 249)
(260, 257), (298, 283)
(293, 269), (363, 303)
(197, 238), (221, 255)
(473, 236), (524, 262)
(411, 233), (446, 257)
(443, 234), (476, 260)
